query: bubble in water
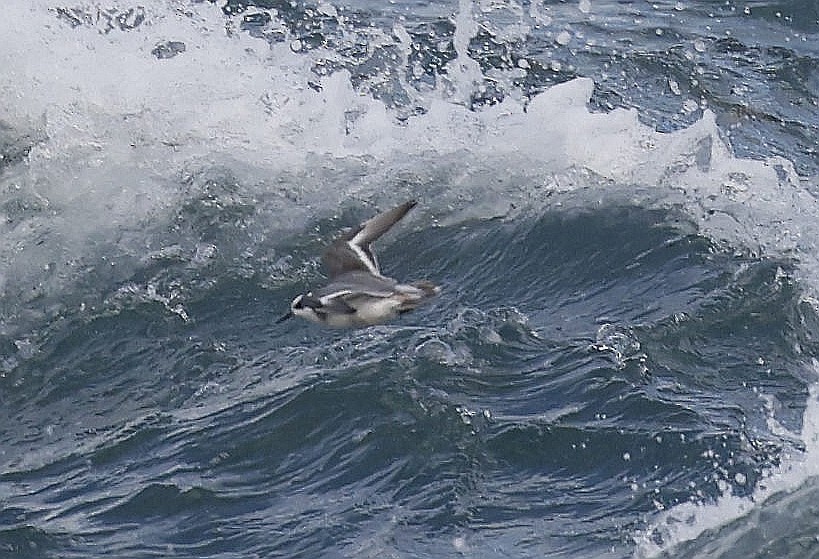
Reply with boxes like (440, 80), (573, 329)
(693, 38), (707, 52)
(578, 0), (591, 14)
(453, 536), (468, 552)
(317, 2), (337, 17)
(682, 99), (700, 113)
(668, 78), (681, 95)
(555, 30), (572, 45)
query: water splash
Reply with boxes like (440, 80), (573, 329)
(634, 363), (819, 557)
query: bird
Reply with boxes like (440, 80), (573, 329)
(276, 200), (440, 328)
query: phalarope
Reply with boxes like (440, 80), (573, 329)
(277, 200), (439, 328)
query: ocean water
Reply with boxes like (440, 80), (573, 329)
(2, 0), (819, 557)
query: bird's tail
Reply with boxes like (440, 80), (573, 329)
(395, 281), (440, 313)
(410, 280), (441, 298)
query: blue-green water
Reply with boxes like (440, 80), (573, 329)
(2, 1), (819, 558)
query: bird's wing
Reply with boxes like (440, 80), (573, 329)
(322, 200), (417, 278)
(315, 271), (398, 300)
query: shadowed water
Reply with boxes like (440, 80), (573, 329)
(3, 206), (816, 558)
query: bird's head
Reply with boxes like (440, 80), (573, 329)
(276, 293), (323, 324)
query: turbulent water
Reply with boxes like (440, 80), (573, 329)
(2, 0), (819, 557)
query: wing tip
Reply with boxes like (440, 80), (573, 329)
(391, 199), (419, 223)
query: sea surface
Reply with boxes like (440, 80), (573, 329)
(2, 0), (819, 557)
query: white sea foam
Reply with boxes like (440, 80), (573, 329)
(2, 1), (813, 235)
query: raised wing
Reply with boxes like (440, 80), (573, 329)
(322, 200), (417, 278)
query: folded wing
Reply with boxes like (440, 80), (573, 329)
(315, 271), (399, 300)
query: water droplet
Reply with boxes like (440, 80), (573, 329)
(453, 536), (468, 552)
(682, 99), (699, 113)
(317, 2), (337, 17)
(555, 30), (572, 45)
(668, 78), (681, 95)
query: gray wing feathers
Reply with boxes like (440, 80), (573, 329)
(349, 200), (417, 246)
(320, 297), (357, 315)
(322, 241), (378, 278)
(322, 200), (417, 278)
(315, 271), (398, 299)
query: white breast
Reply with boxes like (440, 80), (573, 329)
(317, 296), (400, 328)
(353, 296), (403, 324)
